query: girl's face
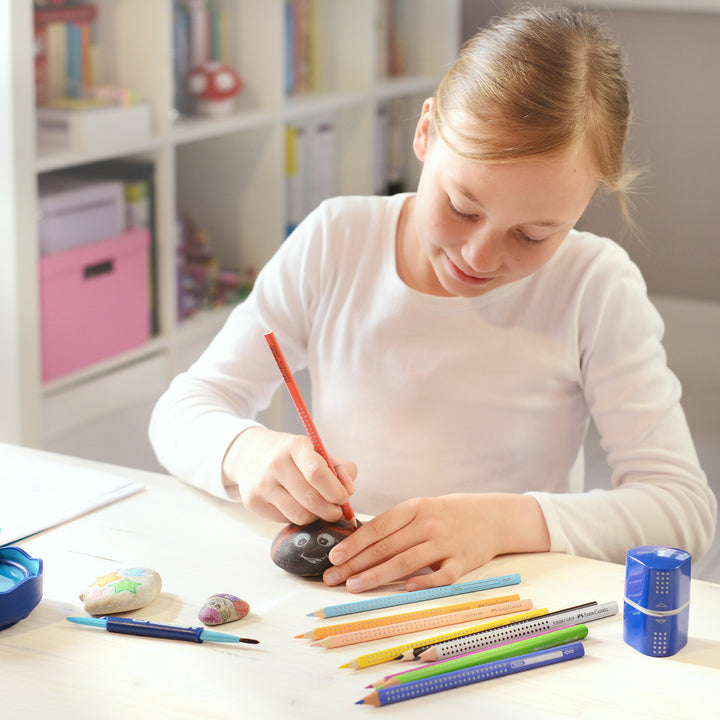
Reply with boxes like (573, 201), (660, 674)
(402, 99), (600, 298)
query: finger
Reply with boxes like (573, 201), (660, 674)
(259, 450), (342, 524)
(404, 557), (463, 592)
(343, 541), (440, 593)
(328, 505), (414, 566)
(268, 486), (320, 527)
(290, 439), (350, 506)
(329, 456), (357, 495)
(325, 521), (426, 589)
(278, 480), (345, 524)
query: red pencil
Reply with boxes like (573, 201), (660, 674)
(264, 331), (357, 529)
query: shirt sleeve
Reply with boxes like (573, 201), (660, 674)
(148, 207), (327, 500)
(528, 247), (717, 563)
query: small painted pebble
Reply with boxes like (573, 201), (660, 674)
(198, 594), (250, 626)
(79, 567), (162, 615)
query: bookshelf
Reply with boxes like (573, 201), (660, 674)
(0, 0), (461, 464)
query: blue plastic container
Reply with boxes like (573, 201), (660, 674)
(0, 546), (44, 631)
(623, 545), (691, 657)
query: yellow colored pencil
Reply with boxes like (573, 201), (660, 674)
(294, 593), (521, 640)
(313, 598), (533, 649)
(338, 608), (548, 669)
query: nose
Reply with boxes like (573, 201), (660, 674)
(461, 224), (503, 273)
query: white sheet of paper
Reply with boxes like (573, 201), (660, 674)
(0, 446), (144, 545)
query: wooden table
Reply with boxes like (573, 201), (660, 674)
(1, 447), (718, 719)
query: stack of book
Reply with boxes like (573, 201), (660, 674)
(33, 0), (98, 106)
(34, 1), (152, 151)
(284, 0), (320, 96)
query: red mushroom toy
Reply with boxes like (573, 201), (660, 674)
(185, 62), (242, 118)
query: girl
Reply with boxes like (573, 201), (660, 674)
(150, 5), (716, 593)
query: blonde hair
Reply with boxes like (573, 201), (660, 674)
(434, 5), (637, 219)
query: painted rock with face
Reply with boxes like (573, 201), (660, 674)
(270, 519), (358, 577)
(198, 593), (250, 625)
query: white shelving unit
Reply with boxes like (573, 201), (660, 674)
(0, 0), (461, 467)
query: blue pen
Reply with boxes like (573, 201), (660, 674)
(66, 616), (259, 645)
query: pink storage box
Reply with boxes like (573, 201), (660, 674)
(40, 228), (151, 382)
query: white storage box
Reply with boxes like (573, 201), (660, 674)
(37, 103), (152, 152)
(38, 176), (124, 255)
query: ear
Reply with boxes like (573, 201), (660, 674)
(413, 97), (435, 162)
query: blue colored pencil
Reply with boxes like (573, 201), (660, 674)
(356, 641), (585, 706)
(308, 574), (522, 618)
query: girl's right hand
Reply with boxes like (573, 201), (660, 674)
(221, 426), (357, 526)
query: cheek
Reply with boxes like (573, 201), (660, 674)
(423, 209), (465, 249)
(512, 239), (564, 275)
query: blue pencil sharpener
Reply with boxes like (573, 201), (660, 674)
(0, 546), (44, 631)
(623, 545), (691, 657)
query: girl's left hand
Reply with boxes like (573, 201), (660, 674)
(322, 493), (550, 592)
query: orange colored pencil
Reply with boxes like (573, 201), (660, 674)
(264, 331), (356, 528)
(314, 598), (533, 648)
(295, 594), (521, 640)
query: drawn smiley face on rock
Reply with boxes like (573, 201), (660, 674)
(270, 519), (359, 577)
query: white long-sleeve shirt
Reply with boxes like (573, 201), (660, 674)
(149, 193), (716, 563)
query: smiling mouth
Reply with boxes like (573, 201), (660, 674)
(445, 255), (494, 285)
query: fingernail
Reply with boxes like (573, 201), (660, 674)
(325, 569), (340, 585)
(346, 577), (364, 592)
(329, 550), (344, 564)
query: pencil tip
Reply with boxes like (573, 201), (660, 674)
(339, 663), (349, 669)
(294, 634), (303, 638)
(355, 700), (364, 705)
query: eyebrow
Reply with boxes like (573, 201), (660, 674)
(453, 183), (566, 229)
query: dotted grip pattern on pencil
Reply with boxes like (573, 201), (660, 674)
(341, 609), (545, 669)
(427, 601), (618, 661)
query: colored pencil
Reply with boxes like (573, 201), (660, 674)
(400, 600), (599, 661)
(308, 574), (521, 618)
(418, 600), (617, 663)
(312, 598), (533, 648)
(264, 330), (357, 528)
(371, 624), (588, 689)
(295, 593), (521, 640)
(356, 642), (585, 706)
(338, 608), (546, 669)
